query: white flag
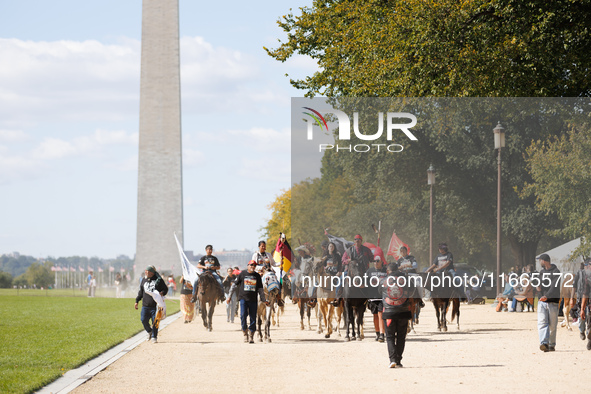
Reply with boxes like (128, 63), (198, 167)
(145, 288), (167, 319)
(174, 233), (199, 284)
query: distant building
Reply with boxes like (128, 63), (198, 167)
(214, 249), (253, 269)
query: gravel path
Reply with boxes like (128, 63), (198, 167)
(74, 301), (590, 393)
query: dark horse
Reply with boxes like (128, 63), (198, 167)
(197, 271), (221, 332)
(423, 272), (460, 332)
(343, 260), (367, 341)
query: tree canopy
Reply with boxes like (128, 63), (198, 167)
(267, 0), (591, 97)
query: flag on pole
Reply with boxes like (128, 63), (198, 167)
(174, 233), (198, 284)
(98, 267), (103, 273)
(386, 231), (410, 260)
(51, 266), (56, 272)
(70, 267), (76, 272)
(273, 233), (292, 273)
(145, 288), (167, 325)
(109, 266), (114, 272)
(79, 266), (84, 272)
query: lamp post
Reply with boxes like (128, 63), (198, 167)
(427, 164), (436, 265)
(493, 122), (505, 295)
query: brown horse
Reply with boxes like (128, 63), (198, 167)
(343, 260), (367, 341)
(423, 272), (460, 332)
(313, 258), (341, 338)
(560, 278), (577, 331)
(197, 271), (220, 332)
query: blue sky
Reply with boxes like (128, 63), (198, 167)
(0, 0), (315, 258)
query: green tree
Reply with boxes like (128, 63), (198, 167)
(24, 262), (54, 288)
(524, 122), (591, 257)
(267, 0), (591, 97)
(0, 271), (12, 288)
(261, 189), (292, 247)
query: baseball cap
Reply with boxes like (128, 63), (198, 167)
(537, 254), (551, 262)
(354, 234), (363, 240)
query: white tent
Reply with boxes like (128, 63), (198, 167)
(537, 238), (583, 274)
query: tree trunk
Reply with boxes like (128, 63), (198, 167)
(508, 237), (539, 272)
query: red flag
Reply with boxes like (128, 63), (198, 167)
(98, 267), (104, 273)
(109, 266), (114, 272)
(386, 232), (409, 260)
(363, 243), (386, 262)
(70, 267), (76, 272)
(273, 233), (292, 273)
(79, 266), (84, 272)
(51, 266), (56, 271)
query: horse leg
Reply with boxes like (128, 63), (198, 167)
(265, 304), (273, 343)
(453, 298), (460, 330)
(357, 308), (364, 340)
(316, 302), (323, 334)
(325, 305), (333, 338)
(299, 301), (305, 330)
(434, 301), (441, 331)
(201, 301), (208, 329)
(307, 304), (313, 331)
(208, 302), (215, 332)
(344, 302), (351, 341)
(442, 300), (449, 332)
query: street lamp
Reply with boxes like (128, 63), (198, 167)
(493, 122), (505, 295)
(427, 164), (435, 265)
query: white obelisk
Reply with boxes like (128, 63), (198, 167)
(135, 0), (183, 279)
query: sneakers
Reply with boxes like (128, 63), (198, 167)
(147, 332), (152, 341)
(375, 332), (380, 342)
(151, 337), (157, 343)
(587, 339), (591, 351)
(389, 362), (396, 368)
(540, 343), (549, 352)
(581, 332), (587, 341)
(379, 333), (385, 343)
(548, 346), (555, 352)
(396, 363), (403, 368)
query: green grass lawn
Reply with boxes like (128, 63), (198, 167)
(0, 295), (179, 393)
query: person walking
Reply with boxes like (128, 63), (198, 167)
(536, 254), (561, 352)
(381, 262), (416, 368)
(366, 256), (387, 342)
(135, 265), (168, 343)
(227, 260), (267, 343)
(223, 268), (237, 323)
(179, 276), (195, 323)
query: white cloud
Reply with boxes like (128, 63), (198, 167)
(0, 129), (29, 142)
(31, 129), (138, 160)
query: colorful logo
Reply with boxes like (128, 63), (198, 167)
(302, 107), (328, 132)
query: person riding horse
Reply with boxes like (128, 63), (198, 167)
(192, 244), (225, 302)
(425, 243), (466, 301)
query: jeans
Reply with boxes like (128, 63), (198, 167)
(538, 301), (558, 347)
(384, 317), (409, 363)
(226, 293), (237, 322)
(240, 299), (257, 332)
(141, 306), (158, 339)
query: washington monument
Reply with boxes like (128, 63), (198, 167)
(135, 0), (183, 278)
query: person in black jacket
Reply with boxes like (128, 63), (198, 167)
(535, 254), (561, 352)
(227, 260), (267, 343)
(135, 265), (168, 343)
(381, 262), (416, 368)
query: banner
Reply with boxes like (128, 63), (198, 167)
(174, 233), (199, 284)
(386, 232), (409, 260)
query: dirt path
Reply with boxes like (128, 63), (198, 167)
(74, 301), (589, 393)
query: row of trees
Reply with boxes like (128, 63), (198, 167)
(260, 1), (591, 269)
(0, 254), (135, 289)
